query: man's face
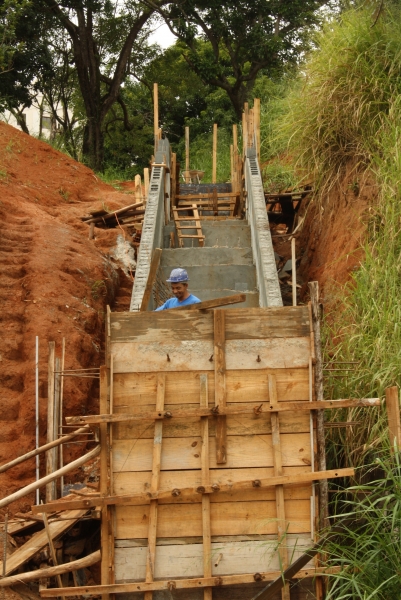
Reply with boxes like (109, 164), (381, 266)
(171, 282), (188, 301)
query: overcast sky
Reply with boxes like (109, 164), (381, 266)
(148, 22), (177, 49)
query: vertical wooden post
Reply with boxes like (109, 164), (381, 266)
(200, 374), (212, 600)
(144, 168), (149, 208)
(46, 342), (56, 503)
(230, 144), (234, 186)
(214, 310), (226, 463)
(291, 237), (297, 307)
(171, 153), (177, 208)
(254, 98), (261, 163)
(248, 107), (254, 148)
(153, 83), (158, 153)
(100, 366), (110, 600)
(135, 174), (142, 203)
(212, 123), (218, 184)
(144, 373), (166, 600)
(185, 126), (190, 183)
(308, 281), (329, 532)
(242, 104), (248, 158)
(53, 357), (61, 498)
(233, 124), (238, 155)
(386, 386), (401, 451)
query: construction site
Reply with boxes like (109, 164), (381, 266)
(0, 80), (399, 600)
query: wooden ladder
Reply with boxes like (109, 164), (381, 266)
(173, 204), (205, 248)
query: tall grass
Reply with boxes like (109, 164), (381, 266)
(280, 5), (401, 197)
(183, 128), (231, 183)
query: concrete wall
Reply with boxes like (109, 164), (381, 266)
(130, 139), (170, 311)
(245, 147), (283, 307)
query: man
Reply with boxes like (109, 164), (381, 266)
(155, 268), (201, 311)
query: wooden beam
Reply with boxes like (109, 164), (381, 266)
(199, 374), (212, 600)
(32, 468), (354, 514)
(140, 248), (162, 312)
(99, 365), (110, 600)
(0, 550), (100, 588)
(214, 310), (227, 464)
(185, 126), (190, 183)
(254, 98), (261, 163)
(168, 293), (245, 311)
(66, 398), (380, 427)
(46, 342), (56, 503)
(39, 567), (342, 597)
(386, 386), (401, 451)
(153, 83), (158, 152)
(269, 374), (290, 600)
(42, 512), (65, 597)
(212, 123), (217, 183)
(177, 192), (240, 199)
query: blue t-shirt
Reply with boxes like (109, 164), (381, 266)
(155, 294), (201, 311)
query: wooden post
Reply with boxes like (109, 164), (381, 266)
(143, 168), (149, 209)
(171, 153), (177, 207)
(53, 357), (61, 498)
(248, 107), (254, 148)
(214, 310), (226, 463)
(212, 123), (217, 184)
(386, 386), (401, 451)
(200, 374), (212, 600)
(100, 366), (110, 600)
(291, 237), (297, 307)
(185, 126), (190, 183)
(242, 105), (248, 158)
(254, 98), (261, 163)
(135, 174), (142, 203)
(42, 512), (65, 598)
(46, 342), (56, 503)
(233, 124), (238, 155)
(153, 83), (158, 153)
(230, 144), (234, 186)
(308, 282), (329, 532)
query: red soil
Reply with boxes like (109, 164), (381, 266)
(0, 123), (136, 514)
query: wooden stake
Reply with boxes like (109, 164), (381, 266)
(230, 144), (234, 186)
(308, 282), (329, 532)
(153, 83), (158, 153)
(144, 168), (149, 206)
(242, 105), (248, 158)
(42, 511), (65, 598)
(233, 124), (238, 155)
(59, 339), (65, 495)
(254, 98), (261, 163)
(100, 366), (110, 600)
(386, 386), (401, 451)
(214, 310), (227, 463)
(135, 174), (142, 203)
(185, 126), (190, 183)
(53, 357), (61, 499)
(291, 237), (297, 306)
(46, 342), (56, 503)
(212, 123), (217, 184)
(248, 107), (254, 148)
(200, 374), (212, 600)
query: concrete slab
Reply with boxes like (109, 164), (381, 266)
(164, 221), (252, 249)
(160, 264), (257, 292)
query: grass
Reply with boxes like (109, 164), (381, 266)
(184, 127), (232, 183)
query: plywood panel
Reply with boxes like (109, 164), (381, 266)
(114, 536), (314, 581)
(113, 411), (311, 439)
(113, 369), (310, 407)
(115, 500), (311, 539)
(112, 469), (312, 504)
(112, 433), (311, 472)
(110, 306), (310, 343)
(112, 338), (310, 373)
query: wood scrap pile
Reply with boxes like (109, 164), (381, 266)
(81, 200), (145, 229)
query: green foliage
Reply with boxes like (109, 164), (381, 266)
(186, 127), (231, 183)
(280, 5), (401, 196)
(326, 452), (401, 599)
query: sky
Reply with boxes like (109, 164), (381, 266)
(148, 22), (177, 49)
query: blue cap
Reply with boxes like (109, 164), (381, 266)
(166, 268), (189, 283)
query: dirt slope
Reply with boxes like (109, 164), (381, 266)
(0, 123), (135, 512)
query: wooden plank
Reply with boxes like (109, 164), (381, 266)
(386, 386), (401, 451)
(269, 374), (290, 600)
(140, 248), (162, 312)
(254, 97), (260, 164)
(111, 337), (311, 372)
(39, 566), (339, 597)
(153, 83), (158, 152)
(112, 369), (310, 406)
(214, 310), (227, 464)
(144, 374), (166, 600)
(177, 192), (241, 199)
(99, 366), (111, 600)
(34, 468), (354, 512)
(170, 294), (245, 312)
(110, 306), (310, 343)
(185, 126), (190, 182)
(112, 433), (311, 472)
(200, 374), (212, 600)
(0, 509), (88, 576)
(115, 500), (311, 539)
(46, 341), (56, 503)
(212, 123), (217, 183)
(112, 411), (312, 439)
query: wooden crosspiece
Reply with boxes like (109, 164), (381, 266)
(173, 204), (205, 247)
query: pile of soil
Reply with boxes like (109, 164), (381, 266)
(0, 122), (136, 513)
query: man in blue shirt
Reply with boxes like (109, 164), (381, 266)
(155, 268), (201, 311)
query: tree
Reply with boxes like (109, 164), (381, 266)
(151, 0), (330, 119)
(39, 0), (162, 171)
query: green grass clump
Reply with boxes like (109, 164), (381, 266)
(281, 5), (401, 197)
(184, 128), (231, 183)
(326, 452), (401, 599)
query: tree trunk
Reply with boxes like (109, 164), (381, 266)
(82, 117), (104, 172)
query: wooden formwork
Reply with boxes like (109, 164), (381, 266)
(98, 305), (328, 599)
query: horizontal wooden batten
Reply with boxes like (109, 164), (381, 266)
(39, 567), (341, 598)
(110, 306), (310, 343)
(115, 499), (311, 538)
(112, 433), (312, 472)
(32, 468), (352, 513)
(112, 338), (311, 373)
(67, 399), (380, 427)
(112, 369), (310, 407)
